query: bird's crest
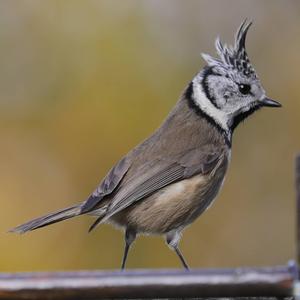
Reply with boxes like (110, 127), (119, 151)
(202, 20), (257, 79)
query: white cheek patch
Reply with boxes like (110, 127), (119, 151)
(192, 80), (230, 133)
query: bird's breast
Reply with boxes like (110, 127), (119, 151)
(111, 169), (226, 234)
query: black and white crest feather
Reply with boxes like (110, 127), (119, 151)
(202, 20), (256, 79)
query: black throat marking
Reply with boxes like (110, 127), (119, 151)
(185, 81), (232, 147)
(230, 103), (262, 131)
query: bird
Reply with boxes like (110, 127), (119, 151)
(10, 20), (281, 270)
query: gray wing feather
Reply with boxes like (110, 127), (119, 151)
(103, 163), (184, 220)
(81, 155), (132, 213)
(180, 148), (222, 177)
(100, 148), (223, 222)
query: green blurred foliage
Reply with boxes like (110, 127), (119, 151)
(0, 0), (299, 271)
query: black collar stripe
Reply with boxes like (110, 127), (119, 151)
(185, 82), (232, 147)
(201, 67), (222, 110)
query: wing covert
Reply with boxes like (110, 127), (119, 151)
(81, 155), (132, 213)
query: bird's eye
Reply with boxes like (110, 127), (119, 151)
(238, 84), (251, 95)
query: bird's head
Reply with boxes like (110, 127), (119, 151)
(191, 20), (281, 134)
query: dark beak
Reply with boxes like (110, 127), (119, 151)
(261, 97), (282, 108)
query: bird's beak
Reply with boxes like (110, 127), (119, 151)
(261, 97), (282, 108)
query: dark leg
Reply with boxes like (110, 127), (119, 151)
(121, 228), (136, 270)
(173, 246), (189, 270)
(166, 230), (189, 270)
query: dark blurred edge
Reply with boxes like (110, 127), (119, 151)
(296, 154), (300, 270)
(0, 265), (295, 299)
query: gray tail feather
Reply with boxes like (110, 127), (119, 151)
(9, 205), (82, 234)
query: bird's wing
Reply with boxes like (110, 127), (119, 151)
(81, 155), (132, 213)
(100, 146), (225, 222)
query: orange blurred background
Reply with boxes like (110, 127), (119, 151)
(0, 1), (299, 271)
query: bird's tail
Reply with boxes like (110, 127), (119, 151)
(9, 204), (82, 234)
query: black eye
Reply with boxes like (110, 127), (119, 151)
(238, 83), (251, 95)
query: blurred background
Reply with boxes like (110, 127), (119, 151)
(0, 0), (299, 272)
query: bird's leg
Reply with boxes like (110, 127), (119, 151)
(166, 230), (189, 270)
(121, 228), (136, 270)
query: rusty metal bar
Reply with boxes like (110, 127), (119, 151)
(0, 264), (295, 299)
